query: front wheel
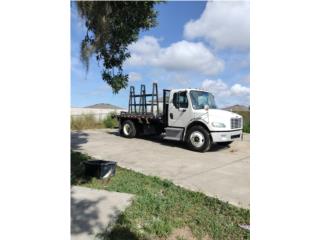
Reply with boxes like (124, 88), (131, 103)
(186, 126), (211, 152)
(120, 120), (137, 138)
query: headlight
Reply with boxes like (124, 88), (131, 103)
(212, 122), (226, 128)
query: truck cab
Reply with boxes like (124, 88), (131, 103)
(163, 88), (243, 151)
(117, 83), (243, 152)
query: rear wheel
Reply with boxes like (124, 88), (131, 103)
(121, 120), (137, 138)
(186, 125), (211, 152)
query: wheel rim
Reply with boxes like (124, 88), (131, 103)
(123, 123), (131, 135)
(190, 131), (205, 148)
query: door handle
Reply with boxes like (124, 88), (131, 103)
(170, 113), (173, 119)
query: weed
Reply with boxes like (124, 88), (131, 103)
(71, 114), (104, 130)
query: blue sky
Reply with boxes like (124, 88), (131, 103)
(71, 1), (250, 108)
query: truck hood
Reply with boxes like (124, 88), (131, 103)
(193, 109), (242, 130)
(208, 109), (241, 120)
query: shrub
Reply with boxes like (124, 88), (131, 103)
(71, 114), (103, 130)
(103, 112), (119, 128)
(243, 122), (250, 133)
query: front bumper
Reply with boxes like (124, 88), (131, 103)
(210, 129), (242, 142)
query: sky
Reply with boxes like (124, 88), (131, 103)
(71, 1), (250, 108)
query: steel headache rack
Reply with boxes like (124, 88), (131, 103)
(123, 82), (160, 117)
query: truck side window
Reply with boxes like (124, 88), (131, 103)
(173, 93), (179, 108)
(172, 91), (188, 108)
(179, 91), (188, 108)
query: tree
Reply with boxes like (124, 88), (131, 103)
(76, 1), (160, 93)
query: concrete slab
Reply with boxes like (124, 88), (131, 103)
(71, 186), (133, 240)
(71, 129), (250, 209)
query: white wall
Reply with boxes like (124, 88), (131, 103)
(71, 108), (126, 121)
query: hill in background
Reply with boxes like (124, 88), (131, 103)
(84, 103), (123, 109)
(222, 104), (249, 112)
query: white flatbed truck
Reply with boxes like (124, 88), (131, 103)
(116, 83), (243, 152)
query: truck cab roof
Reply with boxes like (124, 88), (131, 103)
(170, 88), (209, 93)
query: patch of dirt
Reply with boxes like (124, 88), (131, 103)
(159, 227), (211, 240)
(229, 148), (238, 153)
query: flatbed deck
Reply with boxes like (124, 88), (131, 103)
(118, 111), (162, 119)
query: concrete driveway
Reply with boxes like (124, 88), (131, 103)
(71, 129), (250, 209)
(71, 186), (133, 240)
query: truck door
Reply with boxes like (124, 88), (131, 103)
(168, 91), (192, 127)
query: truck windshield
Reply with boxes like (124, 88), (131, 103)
(190, 91), (217, 109)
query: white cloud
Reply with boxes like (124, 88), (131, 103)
(128, 72), (141, 82)
(184, 1), (250, 50)
(201, 79), (250, 97)
(127, 36), (160, 65)
(230, 83), (250, 96)
(201, 79), (250, 106)
(126, 36), (224, 75)
(202, 79), (231, 97)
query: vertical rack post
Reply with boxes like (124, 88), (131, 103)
(142, 85), (146, 114)
(155, 83), (159, 116)
(138, 85), (142, 113)
(139, 84), (146, 114)
(151, 82), (159, 116)
(162, 89), (166, 124)
(128, 86), (134, 113)
(133, 87), (136, 113)
(151, 84), (154, 115)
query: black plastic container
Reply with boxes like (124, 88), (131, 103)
(84, 160), (117, 179)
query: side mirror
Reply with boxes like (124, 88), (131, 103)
(179, 108), (186, 112)
(204, 104), (209, 111)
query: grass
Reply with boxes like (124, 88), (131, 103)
(71, 113), (118, 130)
(71, 151), (250, 240)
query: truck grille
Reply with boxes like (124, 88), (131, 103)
(231, 118), (242, 129)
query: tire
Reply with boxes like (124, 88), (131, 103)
(121, 120), (137, 138)
(217, 141), (233, 147)
(186, 125), (211, 152)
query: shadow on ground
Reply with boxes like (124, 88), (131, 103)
(71, 131), (89, 150)
(71, 191), (105, 236)
(107, 131), (229, 152)
(96, 213), (140, 240)
(71, 189), (134, 240)
(71, 149), (101, 237)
